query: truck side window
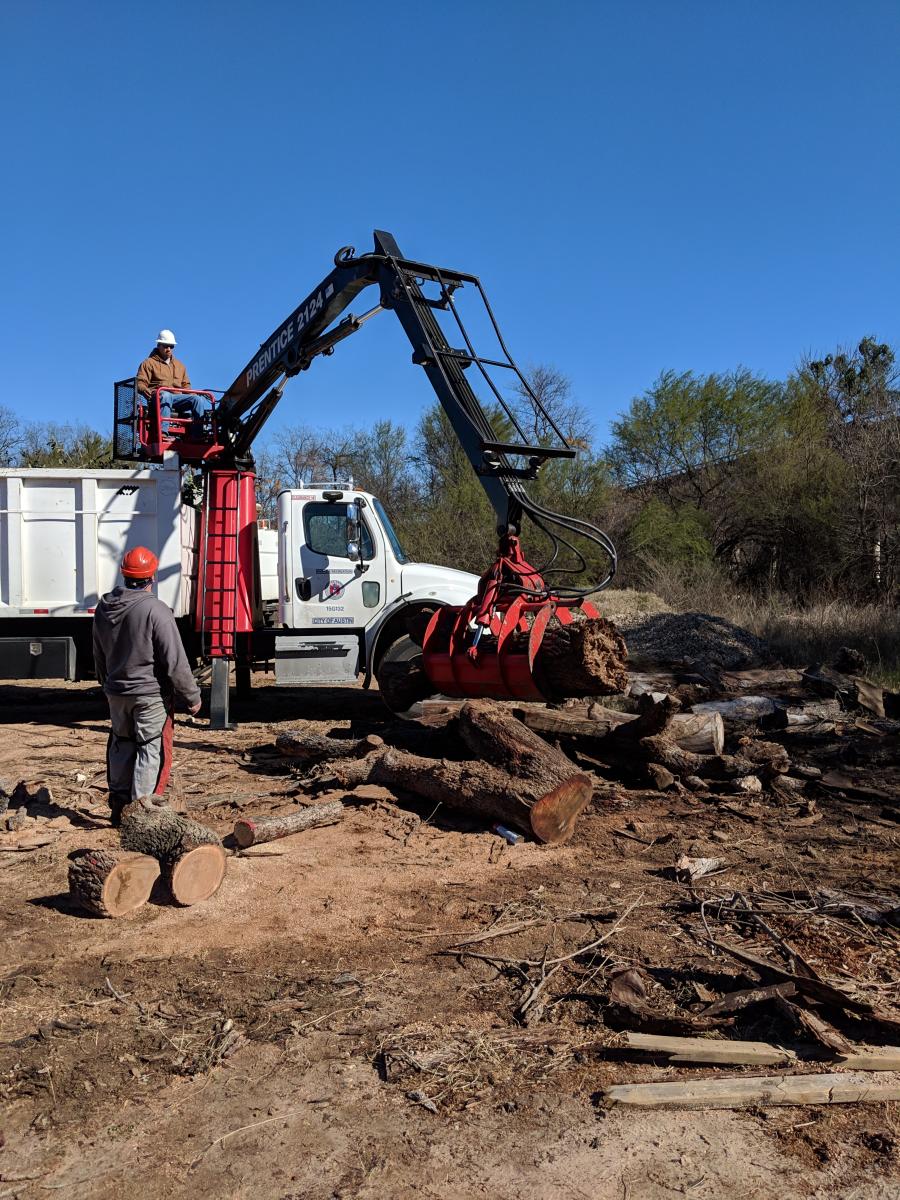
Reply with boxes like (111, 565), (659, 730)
(304, 503), (374, 560)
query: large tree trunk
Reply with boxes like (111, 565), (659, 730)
(529, 613), (628, 700)
(120, 798), (226, 906)
(67, 848), (160, 918)
(234, 800), (344, 848)
(330, 701), (600, 843)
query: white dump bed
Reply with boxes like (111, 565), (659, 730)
(0, 459), (195, 617)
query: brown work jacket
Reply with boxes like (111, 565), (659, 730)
(136, 350), (191, 398)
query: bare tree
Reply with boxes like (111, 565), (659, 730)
(269, 424), (325, 487)
(0, 405), (23, 466)
(512, 364), (593, 447)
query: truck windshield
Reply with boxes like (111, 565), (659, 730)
(373, 496), (408, 564)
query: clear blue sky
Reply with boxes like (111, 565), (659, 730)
(2, 0), (898, 448)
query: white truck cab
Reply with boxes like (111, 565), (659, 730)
(275, 484), (478, 685)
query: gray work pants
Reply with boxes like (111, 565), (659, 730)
(105, 693), (174, 808)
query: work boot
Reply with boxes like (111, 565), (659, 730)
(108, 792), (129, 828)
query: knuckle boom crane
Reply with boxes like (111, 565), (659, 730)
(114, 230), (616, 719)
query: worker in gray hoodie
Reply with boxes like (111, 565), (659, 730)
(93, 546), (201, 825)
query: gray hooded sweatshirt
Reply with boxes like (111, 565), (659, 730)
(93, 587), (201, 709)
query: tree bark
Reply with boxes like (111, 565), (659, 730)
(234, 800), (344, 848)
(120, 797), (226, 906)
(331, 747), (594, 844)
(275, 732), (383, 762)
(67, 848), (160, 918)
(515, 706), (725, 755)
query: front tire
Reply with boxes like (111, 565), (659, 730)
(375, 634), (433, 714)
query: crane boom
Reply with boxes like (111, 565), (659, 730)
(113, 230), (617, 723)
(212, 231), (607, 553)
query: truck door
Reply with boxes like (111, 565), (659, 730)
(287, 496), (387, 632)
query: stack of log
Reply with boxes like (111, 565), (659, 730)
(68, 796), (226, 917)
(276, 692), (757, 845)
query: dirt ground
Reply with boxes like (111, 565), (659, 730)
(1, 678), (898, 1200)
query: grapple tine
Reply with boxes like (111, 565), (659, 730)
(419, 530), (605, 702)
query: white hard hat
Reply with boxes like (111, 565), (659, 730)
(156, 329), (177, 346)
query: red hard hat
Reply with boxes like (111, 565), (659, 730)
(121, 546), (159, 578)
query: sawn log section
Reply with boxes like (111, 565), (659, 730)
(234, 800), (344, 847)
(67, 848), (160, 918)
(330, 700), (597, 843)
(120, 798), (226, 906)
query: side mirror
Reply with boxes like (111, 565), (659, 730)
(346, 501), (367, 571)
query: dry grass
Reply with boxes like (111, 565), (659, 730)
(610, 559), (900, 686)
(591, 587), (673, 626)
(744, 599), (900, 687)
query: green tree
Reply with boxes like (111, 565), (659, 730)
(606, 368), (784, 580)
(791, 337), (900, 593)
(19, 423), (116, 468)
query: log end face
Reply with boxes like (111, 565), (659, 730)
(100, 854), (160, 917)
(168, 844), (227, 906)
(233, 818), (256, 849)
(529, 774), (594, 844)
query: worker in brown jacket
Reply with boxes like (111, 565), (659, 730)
(136, 329), (191, 398)
(136, 329), (212, 430)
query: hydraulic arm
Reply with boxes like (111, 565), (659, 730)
(114, 230), (617, 707)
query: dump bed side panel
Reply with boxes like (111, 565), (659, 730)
(0, 461), (188, 617)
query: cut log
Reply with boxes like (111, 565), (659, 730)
(692, 697), (781, 728)
(332, 748), (594, 844)
(120, 797), (226, 906)
(784, 701), (842, 726)
(234, 800), (344, 848)
(379, 611), (628, 709)
(624, 1032), (796, 1066)
(330, 725), (596, 846)
(601, 1072), (900, 1109)
(456, 700), (589, 796)
(516, 706), (725, 755)
(529, 612), (628, 699)
(635, 737), (754, 781)
(167, 845), (227, 905)
(67, 848), (160, 918)
(275, 731), (384, 762)
(736, 739), (791, 778)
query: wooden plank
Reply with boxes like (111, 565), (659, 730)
(602, 1072), (900, 1109)
(837, 1047), (900, 1071)
(625, 1032), (796, 1066)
